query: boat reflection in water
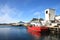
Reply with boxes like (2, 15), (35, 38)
(28, 29), (50, 40)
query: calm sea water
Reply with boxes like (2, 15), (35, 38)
(0, 25), (60, 40)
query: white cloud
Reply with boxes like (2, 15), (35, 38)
(0, 4), (23, 23)
(0, 14), (18, 23)
(34, 12), (40, 15)
(33, 12), (41, 18)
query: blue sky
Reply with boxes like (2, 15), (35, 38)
(0, 0), (60, 23)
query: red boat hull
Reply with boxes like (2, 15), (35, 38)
(28, 26), (49, 33)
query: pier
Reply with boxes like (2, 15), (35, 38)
(48, 26), (60, 34)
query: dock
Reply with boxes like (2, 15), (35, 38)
(48, 26), (60, 34)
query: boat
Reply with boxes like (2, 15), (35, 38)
(27, 22), (50, 33)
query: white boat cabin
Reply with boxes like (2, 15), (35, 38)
(30, 22), (42, 26)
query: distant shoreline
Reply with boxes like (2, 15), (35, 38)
(0, 24), (24, 26)
(0, 24), (12, 26)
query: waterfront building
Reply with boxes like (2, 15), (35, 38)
(55, 15), (60, 22)
(44, 8), (60, 27)
(45, 8), (55, 21)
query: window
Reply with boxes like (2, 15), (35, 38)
(46, 11), (48, 14)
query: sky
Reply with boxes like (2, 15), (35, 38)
(0, 0), (60, 23)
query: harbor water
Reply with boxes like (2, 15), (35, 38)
(0, 26), (60, 40)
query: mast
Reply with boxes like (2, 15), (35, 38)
(37, 13), (42, 25)
(38, 13), (40, 22)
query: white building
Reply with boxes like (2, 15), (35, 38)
(44, 8), (60, 27)
(45, 8), (55, 21)
(55, 16), (60, 20)
(55, 16), (60, 22)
